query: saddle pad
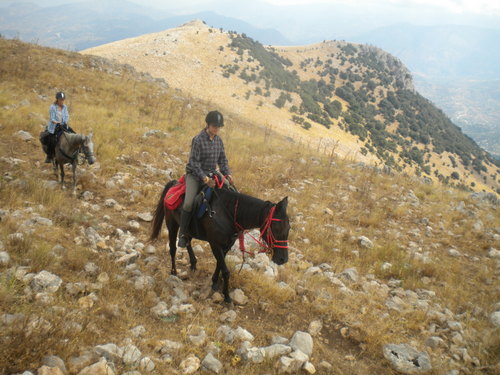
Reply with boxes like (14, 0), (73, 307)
(164, 175), (186, 210)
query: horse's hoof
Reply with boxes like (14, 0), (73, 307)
(171, 269), (177, 276)
(224, 297), (233, 304)
(190, 265), (197, 272)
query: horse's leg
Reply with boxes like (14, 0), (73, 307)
(53, 160), (59, 180)
(59, 163), (65, 189)
(167, 217), (179, 275)
(186, 240), (197, 272)
(71, 161), (77, 196)
(210, 244), (231, 303)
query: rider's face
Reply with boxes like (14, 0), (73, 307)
(207, 124), (220, 137)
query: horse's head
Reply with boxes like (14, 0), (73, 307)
(82, 133), (96, 165)
(267, 197), (290, 265)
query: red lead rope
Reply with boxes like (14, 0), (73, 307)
(234, 200), (288, 259)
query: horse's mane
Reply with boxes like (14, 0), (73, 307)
(217, 188), (272, 223)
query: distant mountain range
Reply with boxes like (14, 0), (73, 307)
(0, 1), (291, 50)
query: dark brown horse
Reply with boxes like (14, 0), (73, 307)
(150, 180), (290, 302)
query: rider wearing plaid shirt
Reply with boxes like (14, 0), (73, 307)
(178, 110), (233, 248)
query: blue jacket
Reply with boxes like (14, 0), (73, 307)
(47, 103), (69, 134)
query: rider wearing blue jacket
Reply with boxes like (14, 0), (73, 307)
(43, 92), (74, 162)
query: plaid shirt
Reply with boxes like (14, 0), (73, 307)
(186, 129), (230, 181)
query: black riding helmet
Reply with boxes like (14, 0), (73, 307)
(205, 110), (224, 127)
(55, 92), (65, 100)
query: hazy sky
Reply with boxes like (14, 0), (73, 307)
(2, 0), (499, 42)
(130, 0), (500, 16)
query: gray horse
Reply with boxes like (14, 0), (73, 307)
(52, 132), (96, 194)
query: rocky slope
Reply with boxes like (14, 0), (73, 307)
(0, 37), (499, 375)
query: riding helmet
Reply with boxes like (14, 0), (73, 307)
(55, 92), (65, 100)
(205, 110), (224, 127)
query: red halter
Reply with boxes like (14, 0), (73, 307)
(234, 200), (288, 257)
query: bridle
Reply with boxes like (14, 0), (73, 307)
(233, 200), (289, 258)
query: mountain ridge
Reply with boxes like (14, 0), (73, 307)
(82, 20), (498, 193)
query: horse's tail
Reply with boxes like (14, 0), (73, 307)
(150, 180), (176, 242)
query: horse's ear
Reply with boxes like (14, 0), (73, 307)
(276, 196), (288, 212)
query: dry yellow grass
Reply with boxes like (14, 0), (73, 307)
(0, 37), (499, 374)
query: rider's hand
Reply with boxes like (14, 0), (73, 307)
(204, 176), (215, 188)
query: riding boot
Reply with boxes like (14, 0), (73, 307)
(177, 209), (191, 248)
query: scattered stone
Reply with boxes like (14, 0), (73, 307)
(303, 361), (316, 374)
(77, 358), (115, 375)
(276, 355), (303, 373)
(308, 320), (323, 336)
(84, 262), (99, 275)
(128, 220), (141, 230)
(490, 311), (500, 327)
(488, 248), (500, 259)
(157, 339), (183, 354)
(447, 321), (462, 332)
(340, 267), (359, 283)
(134, 276), (155, 290)
(139, 356), (155, 373)
(151, 301), (170, 318)
(216, 325), (235, 344)
(122, 344), (142, 365)
(94, 343), (123, 362)
(67, 351), (96, 374)
(179, 354), (200, 374)
(230, 288), (248, 305)
(219, 309), (237, 323)
(201, 353), (223, 373)
(242, 346), (265, 363)
(82, 191), (94, 201)
(104, 199), (118, 208)
(0, 251), (10, 266)
(31, 271), (63, 293)
(16, 130), (34, 141)
(425, 336), (444, 349)
(137, 212), (153, 222)
(234, 326), (254, 342)
(272, 336), (289, 345)
(383, 344), (432, 374)
(143, 129), (169, 138)
(262, 344), (292, 359)
(188, 327), (207, 346)
(358, 236), (374, 249)
(130, 325), (146, 337)
(37, 366), (64, 375)
(289, 331), (313, 358)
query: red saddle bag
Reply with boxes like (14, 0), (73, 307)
(164, 175), (186, 210)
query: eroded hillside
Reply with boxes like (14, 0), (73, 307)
(83, 20), (498, 194)
(1, 38), (499, 375)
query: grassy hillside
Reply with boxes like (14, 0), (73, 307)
(82, 21), (499, 194)
(1, 38), (499, 375)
